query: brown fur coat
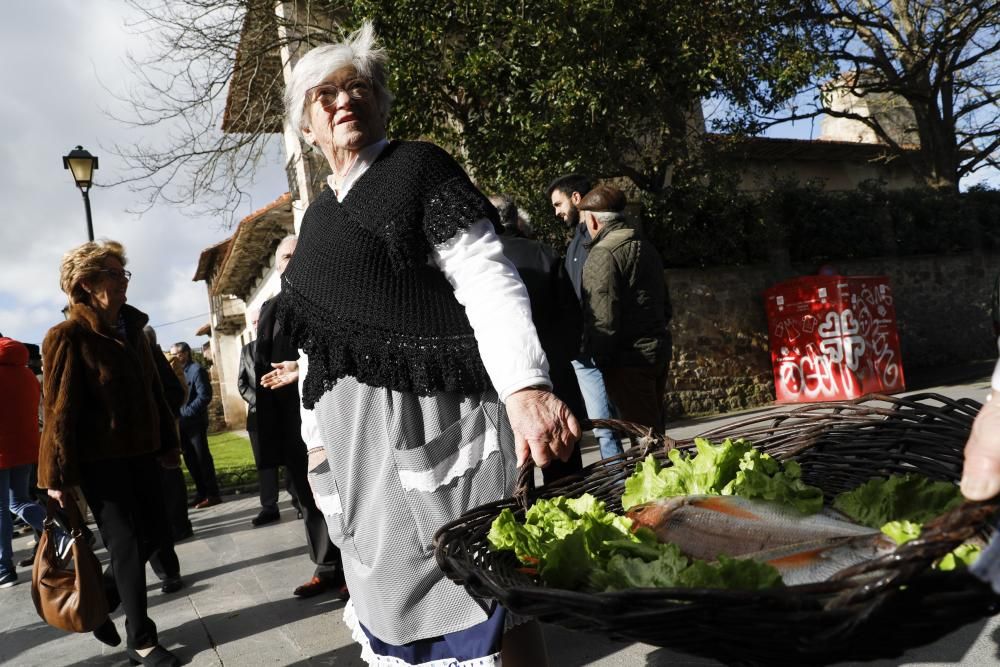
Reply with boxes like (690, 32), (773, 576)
(38, 302), (180, 489)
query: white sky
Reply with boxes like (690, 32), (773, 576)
(0, 2), (287, 349)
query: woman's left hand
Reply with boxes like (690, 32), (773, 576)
(261, 361), (299, 389)
(505, 388), (581, 468)
(47, 487), (76, 509)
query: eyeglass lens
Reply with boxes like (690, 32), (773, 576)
(309, 80), (371, 106)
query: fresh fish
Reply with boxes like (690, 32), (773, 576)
(738, 533), (897, 586)
(625, 495), (879, 561)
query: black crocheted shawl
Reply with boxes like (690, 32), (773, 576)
(277, 140), (502, 408)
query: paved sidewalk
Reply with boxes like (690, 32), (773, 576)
(2, 371), (998, 666)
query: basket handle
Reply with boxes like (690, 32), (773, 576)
(512, 418), (674, 511)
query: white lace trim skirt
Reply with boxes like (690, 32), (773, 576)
(342, 599), (531, 666)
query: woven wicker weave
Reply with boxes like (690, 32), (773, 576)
(434, 393), (1000, 665)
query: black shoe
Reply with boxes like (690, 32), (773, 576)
(296, 511), (303, 520)
(126, 645), (181, 666)
(193, 496), (221, 509)
(251, 509), (280, 527)
(18, 545), (37, 568)
(160, 576), (183, 594)
(293, 576), (329, 598)
(93, 617), (121, 647)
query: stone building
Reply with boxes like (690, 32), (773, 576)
(710, 134), (923, 191)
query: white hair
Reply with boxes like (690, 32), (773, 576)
(284, 21), (394, 142)
(275, 234), (297, 258)
(590, 211), (621, 225)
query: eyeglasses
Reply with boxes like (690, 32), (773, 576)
(98, 269), (132, 281)
(306, 79), (373, 108)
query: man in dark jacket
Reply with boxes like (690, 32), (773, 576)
(579, 186), (672, 433)
(143, 325), (188, 594)
(238, 309), (281, 527)
(547, 174), (624, 459)
(171, 341), (221, 508)
(492, 195), (584, 483)
(256, 235), (346, 599)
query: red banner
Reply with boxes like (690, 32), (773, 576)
(764, 276), (905, 403)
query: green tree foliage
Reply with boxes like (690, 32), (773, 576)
(772, 1), (1000, 192)
(118, 0), (825, 236)
(343, 0), (826, 231)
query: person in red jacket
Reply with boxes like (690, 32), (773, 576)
(0, 336), (47, 588)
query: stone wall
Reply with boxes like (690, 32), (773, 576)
(207, 364), (229, 434)
(666, 251), (998, 417)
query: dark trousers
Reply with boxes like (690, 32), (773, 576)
(602, 364), (668, 434)
(179, 419), (220, 500)
(148, 466), (188, 581)
(284, 448), (342, 581)
(80, 454), (173, 650)
(248, 429), (279, 513)
(159, 466), (192, 540)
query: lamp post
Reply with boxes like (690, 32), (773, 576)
(63, 146), (99, 242)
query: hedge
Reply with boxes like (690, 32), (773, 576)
(638, 180), (1000, 268)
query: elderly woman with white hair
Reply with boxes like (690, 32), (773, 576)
(278, 22), (579, 666)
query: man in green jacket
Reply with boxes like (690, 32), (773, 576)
(578, 185), (671, 432)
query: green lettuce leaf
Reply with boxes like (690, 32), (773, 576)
(879, 519), (981, 571)
(833, 474), (964, 528)
(589, 545), (782, 592)
(938, 543), (982, 571)
(881, 519), (923, 545)
(589, 542), (690, 590)
(621, 455), (673, 510)
(487, 494), (642, 587)
(621, 438), (823, 514)
(677, 555), (784, 590)
(724, 455), (824, 514)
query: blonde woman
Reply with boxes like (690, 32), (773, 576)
(39, 240), (181, 666)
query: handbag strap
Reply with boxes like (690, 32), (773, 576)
(45, 496), (85, 536)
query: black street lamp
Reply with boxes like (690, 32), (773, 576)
(63, 146), (99, 242)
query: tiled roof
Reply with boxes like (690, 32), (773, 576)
(211, 193), (293, 299)
(193, 239), (232, 282)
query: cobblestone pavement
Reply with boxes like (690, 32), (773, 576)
(2, 372), (998, 666)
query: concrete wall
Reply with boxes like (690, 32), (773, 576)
(213, 330), (247, 431)
(666, 251), (998, 417)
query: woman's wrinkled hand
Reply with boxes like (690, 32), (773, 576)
(261, 360), (299, 389)
(504, 388), (581, 468)
(961, 390), (1000, 500)
(46, 487), (76, 509)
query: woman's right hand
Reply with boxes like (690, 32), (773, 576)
(46, 487), (75, 508)
(504, 387), (581, 468)
(961, 389), (1000, 500)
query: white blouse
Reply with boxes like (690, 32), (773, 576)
(299, 141), (550, 448)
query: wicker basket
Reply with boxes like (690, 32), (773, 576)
(434, 393), (1000, 665)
